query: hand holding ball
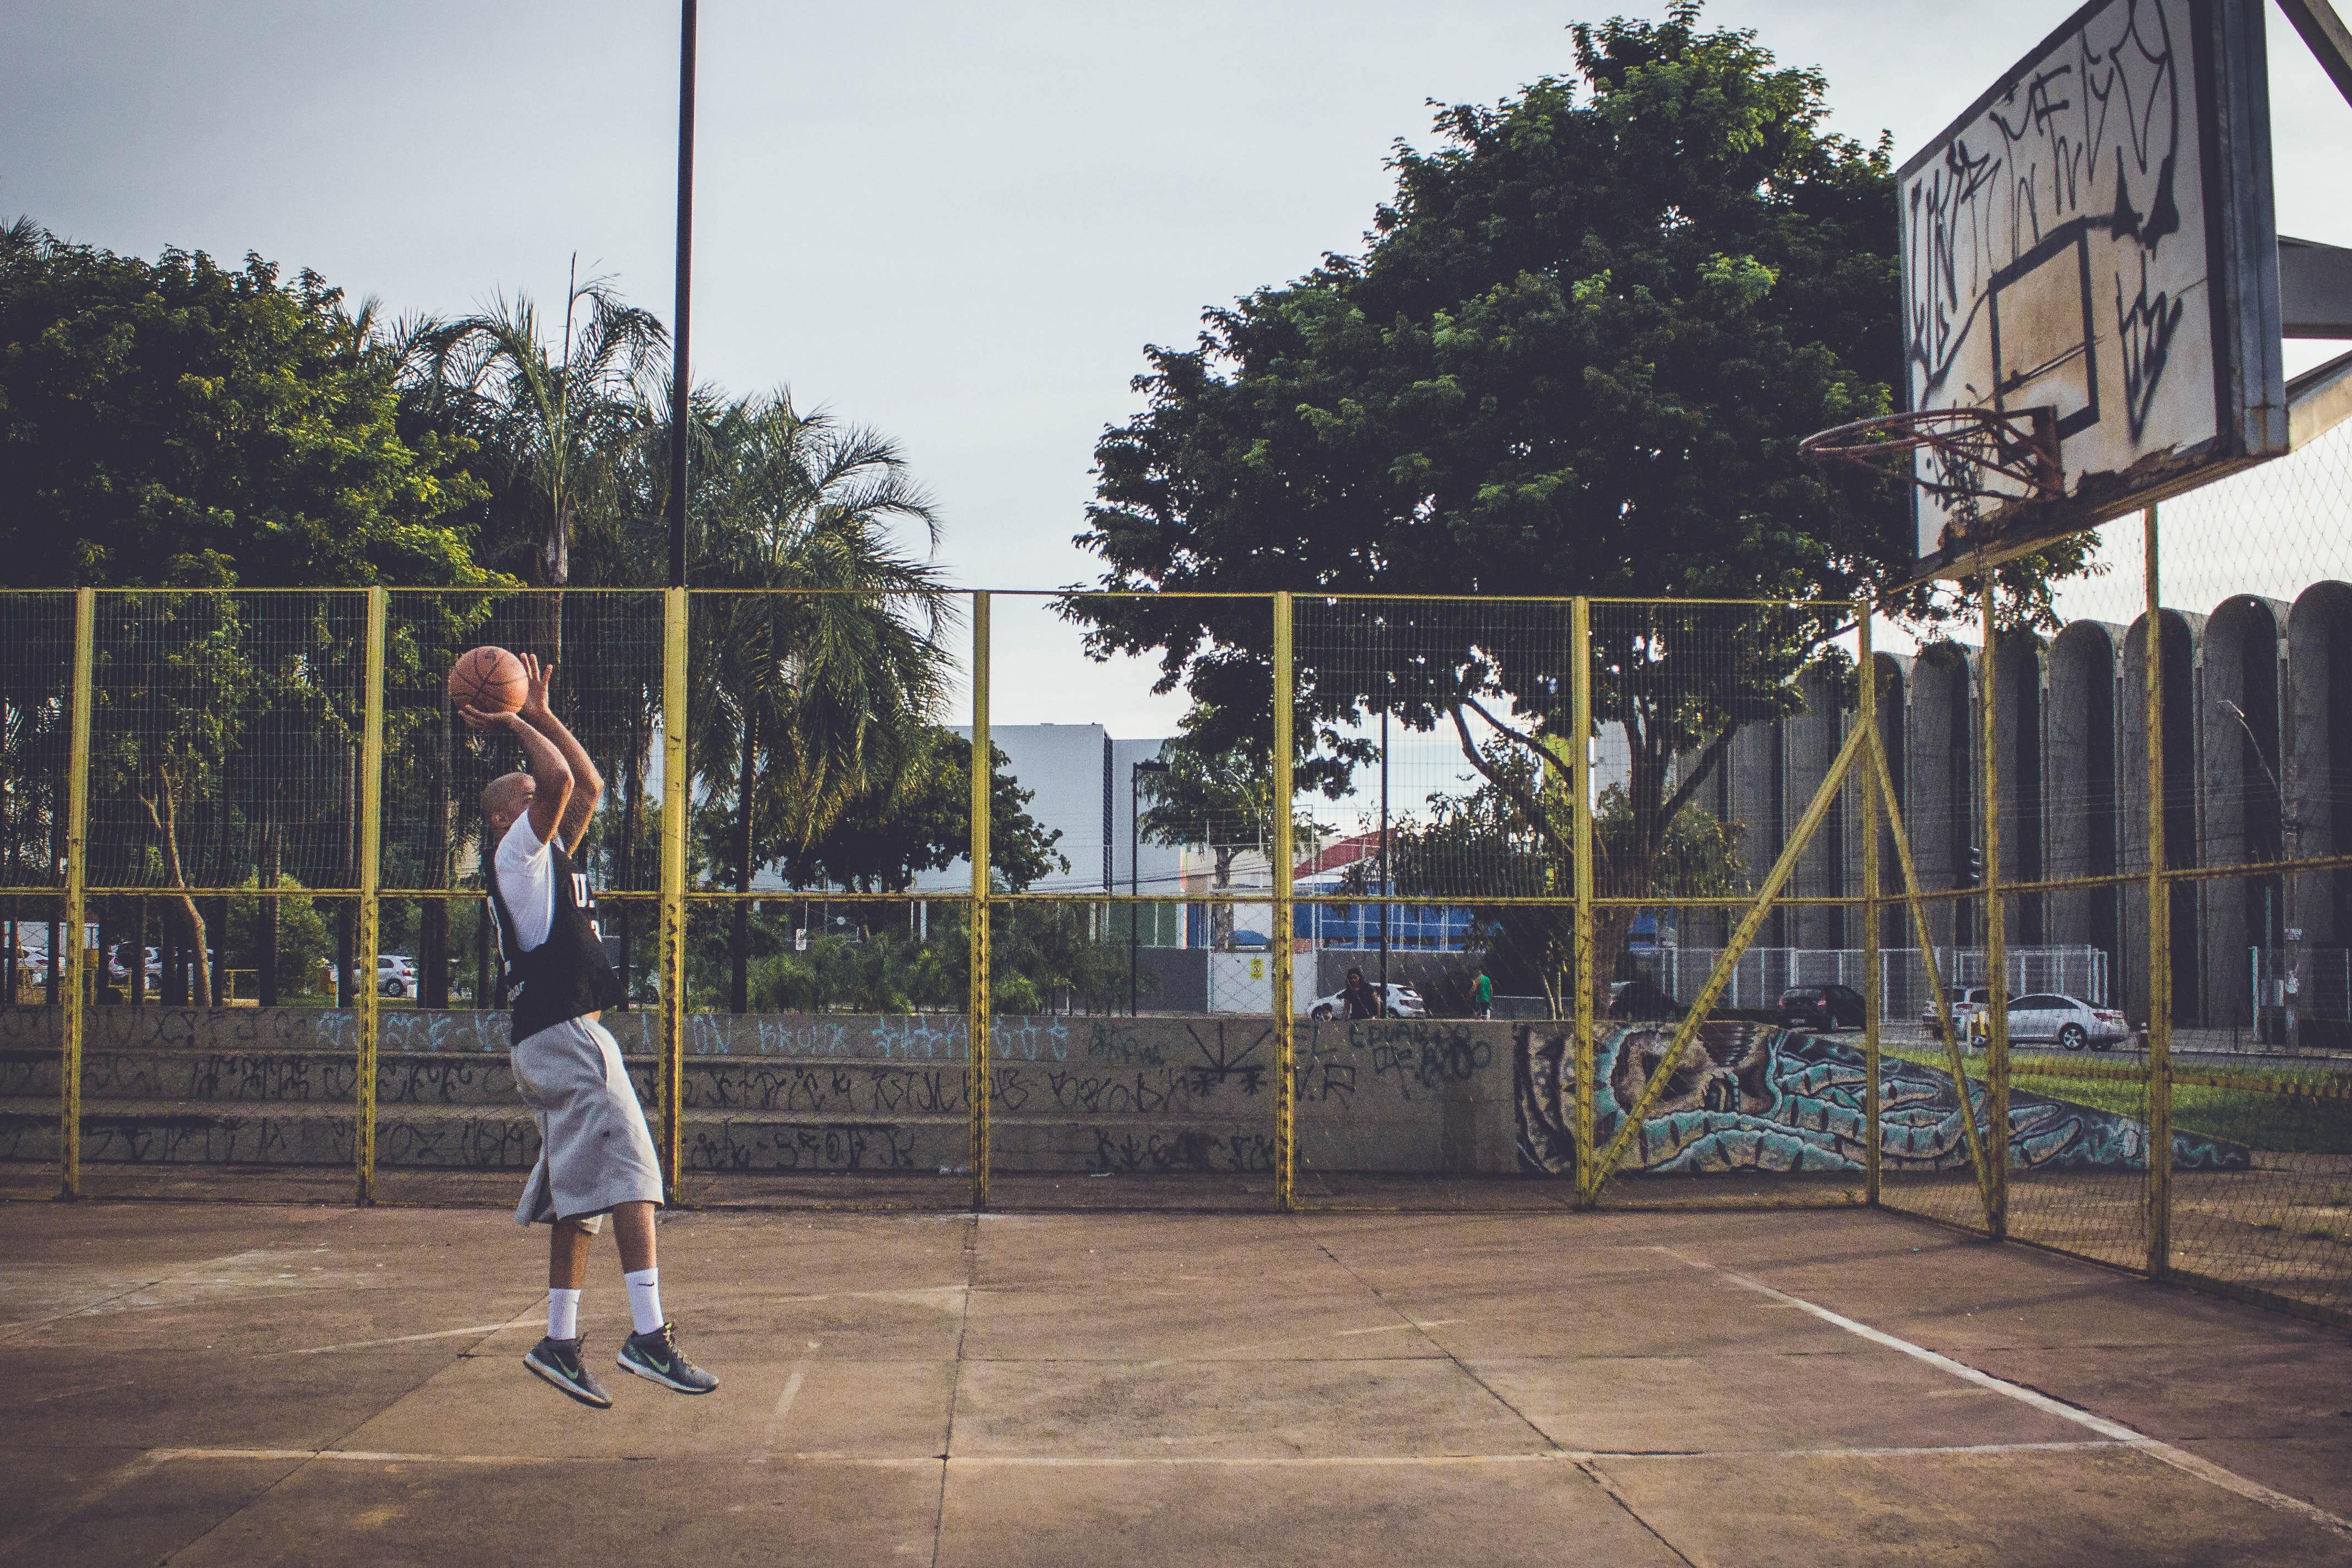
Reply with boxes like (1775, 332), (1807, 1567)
(447, 646), (527, 732)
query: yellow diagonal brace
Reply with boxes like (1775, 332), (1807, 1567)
(1867, 727), (1998, 1221)
(1585, 720), (1869, 1195)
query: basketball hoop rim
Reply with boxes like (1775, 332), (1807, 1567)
(1799, 405), (2065, 507)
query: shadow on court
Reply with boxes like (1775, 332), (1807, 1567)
(1, 1199), (2349, 1567)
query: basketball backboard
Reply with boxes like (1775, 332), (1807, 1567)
(1898, 0), (2289, 579)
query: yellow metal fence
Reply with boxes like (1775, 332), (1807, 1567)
(0, 569), (2344, 1330)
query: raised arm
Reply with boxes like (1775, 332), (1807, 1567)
(514, 655), (604, 854)
(465, 706), (572, 843)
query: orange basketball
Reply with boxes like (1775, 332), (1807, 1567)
(446, 646), (527, 714)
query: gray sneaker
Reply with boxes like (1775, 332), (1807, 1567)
(523, 1335), (613, 1408)
(617, 1322), (719, 1394)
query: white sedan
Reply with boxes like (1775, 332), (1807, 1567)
(2003, 992), (2132, 1051)
(1306, 981), (1427, 1020)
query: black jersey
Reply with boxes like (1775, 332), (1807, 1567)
(486, 830), (624, 1045)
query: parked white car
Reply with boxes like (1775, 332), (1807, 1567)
(1306, 981), (1427, 1020)
(377, 954), (417, 998)
(2004, 992), (2131, 1051)
(1922, 986), (1989, 1040)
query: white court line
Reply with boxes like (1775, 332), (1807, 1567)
(141, 1439), (2130, 1471)
(1650, 1245), (2352, 1541)
(753, 1366), (809, 1465)
(1333, 1319), (1462, 1337)
(281, 1325), (510, 1356)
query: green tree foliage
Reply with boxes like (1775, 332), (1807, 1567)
(747, 904), (1131, 1017)
(1068, 6), (2088, 1004)
(0, 219), (485, 587)
(1369, 733), (1744, 1009)
(409, 264), (665, 653)
(684, 389), (959, 1008)
(765, 730), (1064, 894)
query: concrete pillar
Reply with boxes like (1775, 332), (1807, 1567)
(1786, 667), (1843, 952)
(2200, 597), (2288, 1029)
(2121, 610), (2203, 1024)
(2284, 582), (2352, 1038)
(1907, 643), (1973, 952)
(1994, 633), (2045, 945)
(2045, 623), (2123, 994)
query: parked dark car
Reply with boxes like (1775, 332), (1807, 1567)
(1608, 979), (1682, 1020)
(1778, 983), (1866, 1031)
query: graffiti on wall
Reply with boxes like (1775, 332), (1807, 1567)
(1515, 1021), (2252, 1176)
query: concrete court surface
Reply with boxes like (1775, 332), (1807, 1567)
(3, 1203), (2351, 1568)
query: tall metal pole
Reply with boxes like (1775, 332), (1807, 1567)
(1271, 593), (1296, 1211)
(1569, 598), (1596, 1207)
(354, 588), (386, 1206)
(58, 587), (93, 1200)
(658, 588), (689, 1198)
(1980, 567), (2009, 1239)
(1129, 767), (1140, 1015)
(666, 0), (698, 590)
(1378, 707), (1390, 998)
(968, 593), (992, 1211)
(1859, 603), (1882, 1208)
(2144, 507), (2173, 1276)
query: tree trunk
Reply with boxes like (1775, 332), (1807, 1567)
(475, 895), (493, 1007)
(335, 749), (356, 1009)
(730, 706), (756, 1013)
(616, 703), (642, 1009)
(139, 780), (213, 1008)
(259, 816), (281, 1006)
(537, 503), (570, 664)
(421, 711), (451, 1008)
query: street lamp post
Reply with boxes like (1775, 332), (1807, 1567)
(667, 0), (697, 589)
(1130, 758), (1168, 1015)
(1378, 707), (1390, 1001)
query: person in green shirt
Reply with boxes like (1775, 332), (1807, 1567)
(1472, 967), (1493, 1019)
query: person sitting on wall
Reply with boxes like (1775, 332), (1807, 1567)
(1342, 966), (1382, 1020)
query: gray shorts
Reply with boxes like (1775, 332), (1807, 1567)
(510, 1015), (664, 1230)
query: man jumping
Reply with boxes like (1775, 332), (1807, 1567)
(465, 654), (718, 1408)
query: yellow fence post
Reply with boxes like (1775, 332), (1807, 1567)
(2143, 507), (2172, 1277)
(58, 587), (94, 1200)
(968, 592), (992, 1212)
(354, 587), (386, 1205)
(1570, 597), (1597, 1208)
(1869, 732), (1999, 1223)
(1585, 724), (1870, 1194)
(1859, 603), (1881, 1208)
(1272, 592), (1296, 1212)
(659, 587), (689, 1200)
(1979, 570), (2008, 1239)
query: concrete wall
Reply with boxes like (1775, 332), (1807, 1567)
(2, 1007), (2234, 1182)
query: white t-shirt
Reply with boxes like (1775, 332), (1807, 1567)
(493, 812), (557, 953)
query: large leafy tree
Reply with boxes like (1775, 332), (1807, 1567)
(687, 390), (956, 1010)
(1069, 5), (2087, 1006)
(412, 264), (665, 647)
(0, 219), (484, 587)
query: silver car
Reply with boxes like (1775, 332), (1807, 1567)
(2004, 992), (2131, 1051)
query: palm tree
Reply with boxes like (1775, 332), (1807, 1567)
(415, 260), (666, 654)
(689, 390), (952, 1012)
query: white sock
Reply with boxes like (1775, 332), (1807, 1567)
(623, 1267), (663, 1335)
(548, 1287), (581, 1341)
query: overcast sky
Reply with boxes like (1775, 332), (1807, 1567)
(5, 1), (2346, 734)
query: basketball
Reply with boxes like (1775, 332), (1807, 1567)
(446, 645), (527, 715)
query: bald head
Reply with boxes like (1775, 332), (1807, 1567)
(482, 772), (536, 839)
